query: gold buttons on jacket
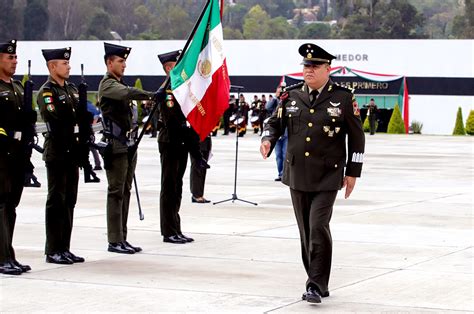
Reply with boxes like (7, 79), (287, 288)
(334, 164), (338, 168)
(305, 152), (310, 157)
(332, 119), (336, 122)
(308, 122), (313, 127)
(289, 114), (292, 117)
(310, 109), (315, 113)
(306, 137), (311, 142)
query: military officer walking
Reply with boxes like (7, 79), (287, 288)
(37, 47), (86, 264)
(260, 43), (365, 304)
(98, 43), (154, 254)
(0, 40), (31, 275)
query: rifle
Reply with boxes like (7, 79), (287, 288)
(22, 60), (43, 188)
(23, 60), (38, 150)
(78, 64), (100, 183)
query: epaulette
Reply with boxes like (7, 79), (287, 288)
(280, 91), (289, 101)
(331, 82), (355, 94)
(67, 81), (76, 88)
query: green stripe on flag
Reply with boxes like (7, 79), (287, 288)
(170, 0), (222, 90)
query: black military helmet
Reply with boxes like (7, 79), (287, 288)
(104, 42), (131, 60)
(0, 39), (17, 54)
(158, 50), (181, 65)
(42, 47), (71, 61)
(299, 43), (336, 65)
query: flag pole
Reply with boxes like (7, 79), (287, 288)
(135, 0), (212, 147)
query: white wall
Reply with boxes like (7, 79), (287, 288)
(13, 39), (473, 135)
(14, 39), (474, 77)
(410, 96), (473, 135)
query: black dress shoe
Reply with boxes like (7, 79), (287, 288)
(0, 261), (22, 275)
(274, 177), (282, 181)
(178, 234), (194, 242)
(124, 241), (142, 253)
(191, 196), (211, 203)
(302, 287), (321, 303)
(108, 242), (135, 254)
(13, 260), (31, 272)
(63, 251), (85, 263)
(302, 289), (329, 300)
(46, 253), (74, 265)
(163, 235), (187, 244)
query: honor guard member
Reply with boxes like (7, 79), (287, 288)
(260, 43), (365, 304)
(37, 47), (86, 264)
(156, 50), (202, 244)
(365, 98), (378, 135)
(0, 40), (31, 275)
(98, 43), (154, 254)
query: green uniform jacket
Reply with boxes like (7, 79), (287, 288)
(0, 80), (26, 156)
(98, 72), (153, 153)
(37, 78), (80, 163)
(262, 81), (365, 192)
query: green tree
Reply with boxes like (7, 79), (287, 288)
(387, 104), (406, 134)
(465, 110), (474, 135)
(223, 3), (248, 31)
(452, 107), (466, 135)
(151, 4), (192, 39)
(243, 5), (270, 39)
(85, 10), (112, 40)
(0, 0), (21, 39)
(299, 22), (332, 39)
(264, 16), (298, 39)
(23, 0), (49, 40)
(223, 26), (244, 39)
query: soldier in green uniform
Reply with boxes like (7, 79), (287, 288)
(37, 47), (86, 264)
(0, 40), (31, 275)
(260, 43), (365, 304)
(98, 43), (154, 254)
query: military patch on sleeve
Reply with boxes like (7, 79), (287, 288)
(352, 101), (360, 116)
(166, 100), (174, 108)
(42, 91), (52, 97)
(46, 104), (55, 112)
(44, 96), (53, 104)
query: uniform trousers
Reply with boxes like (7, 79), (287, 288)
(290, 188), (338, 295)
(369, 115), (377, 135)
(159, 142), (188, 237)
(105, 151), (137, 243)
(0, 152), (25, 262)
(190, 148), (210, 198)
(45, 160), (79, 254)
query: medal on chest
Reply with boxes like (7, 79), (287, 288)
(166, 94), (174, 108)
(323, 125), (341, 137)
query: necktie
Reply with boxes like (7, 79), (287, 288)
(310, 90), (319, 104)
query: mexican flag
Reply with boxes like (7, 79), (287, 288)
(170, 0), (230, 141)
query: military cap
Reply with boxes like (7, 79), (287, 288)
(104, 42), (131, 59)
(158, 50), (181, 65)
(299, 43), (336, 65)
(42, 47), (71, 62)
(0, 39), (17, 54)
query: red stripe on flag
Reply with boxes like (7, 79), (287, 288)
(403, 78), (409, 133)
(187, 60), (230, 141)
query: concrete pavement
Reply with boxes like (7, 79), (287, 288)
(1, 133), (473, 312)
